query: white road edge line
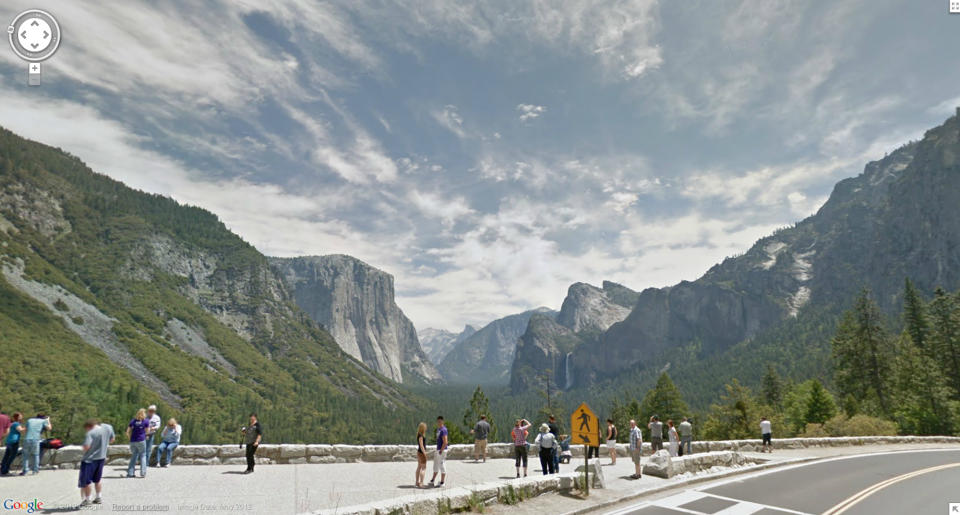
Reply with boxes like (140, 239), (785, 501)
(700, 492), (813, 515)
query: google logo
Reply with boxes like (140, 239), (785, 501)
(2, 499), (44, 514)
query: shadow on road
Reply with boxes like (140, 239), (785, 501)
(221, 471), (247, 475)
(41, 506), (81, 514)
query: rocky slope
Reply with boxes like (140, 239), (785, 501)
(439, 307), (555, 385)
(270, 255), (441, 383)
(0, 126), (423, 444)
(511, 281), (637, 392)
(419, 325), (477, 364)
(545, 109), (960, 391)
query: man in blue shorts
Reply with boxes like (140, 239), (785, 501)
(78, 418), (115, 507)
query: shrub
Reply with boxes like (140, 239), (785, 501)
(825, 414), (898, 436)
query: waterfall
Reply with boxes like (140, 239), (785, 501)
(563, 352), (573, 390)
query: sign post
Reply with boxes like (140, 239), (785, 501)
(571, 402), (600, 495)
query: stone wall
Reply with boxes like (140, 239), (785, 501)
(643, 450), (760, 478)
(5, 435), (958, 470)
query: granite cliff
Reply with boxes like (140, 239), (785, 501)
(270, 255), (441, 383)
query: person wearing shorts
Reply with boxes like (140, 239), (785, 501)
(606, 419), (618, 465)
(415, 422), (427, 488)
(471, 415), (490, 462)
(760, 417), (772, 453)
(512, 418), (531, 478)
(648, 415), (664, 452)
(78, 419), (115, 507)
(429, 416), (448, 488)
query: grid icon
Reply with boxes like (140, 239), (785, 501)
(951, 0), (960, 13)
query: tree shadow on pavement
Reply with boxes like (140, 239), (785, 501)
(221, 471), (247, 474)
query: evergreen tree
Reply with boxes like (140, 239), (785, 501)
(702, 380), (762, 440)
(831, 290), (894, 417)
(903, 278), (929, 350)
(929, 288), (960, 399)
(639, 372), (690, 425)
(804, 380), (836, 425)
(609, 395), (642, 443)
(462, 386), (495, 438)
(892, 332), (957, 435)
(762, 363), (784, 409)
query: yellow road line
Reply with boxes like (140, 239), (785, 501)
(822, 462), (960, 515)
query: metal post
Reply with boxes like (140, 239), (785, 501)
(584, 444), (589, 495)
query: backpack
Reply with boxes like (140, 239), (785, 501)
(41, 438), (64, 449)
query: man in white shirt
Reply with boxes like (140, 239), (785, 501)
(760, 417), (772, 453)
(145, 405), (161, 466)
(628, 419), (643, 479)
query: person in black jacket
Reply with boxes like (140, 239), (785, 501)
(241, 414), (261, 474)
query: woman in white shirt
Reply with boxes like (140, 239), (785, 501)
(157, 418), (182, 467)
(667, 420), (679, 457)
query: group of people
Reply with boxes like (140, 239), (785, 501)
(124, 405), (182, 477)
(508, 415), (568, 478)
(0, 408), (52, 476)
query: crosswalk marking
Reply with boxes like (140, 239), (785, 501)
(605, 490), (814, 515)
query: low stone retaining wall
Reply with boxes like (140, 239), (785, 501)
(5, 435), (958, 470)
(311, 472), (581, 515)
(642, 450), (761, 478)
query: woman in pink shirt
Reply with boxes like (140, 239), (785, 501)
(511, 418), (531, 478)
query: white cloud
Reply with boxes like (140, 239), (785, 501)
(432, 104), (467, 139)
(517, 104), (547, 122)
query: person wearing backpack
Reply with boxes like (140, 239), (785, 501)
(606, 418), (618, 465)
(534, 424), (557, 475)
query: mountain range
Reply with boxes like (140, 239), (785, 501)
(507, 108), (960, 405)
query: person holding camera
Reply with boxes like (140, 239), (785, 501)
(240, 413), (262, 474)
(21, 413), (51, 475)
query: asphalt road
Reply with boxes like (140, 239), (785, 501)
(608, 449), (960, 515)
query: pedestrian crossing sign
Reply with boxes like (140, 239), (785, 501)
(571, 402), (600, 446)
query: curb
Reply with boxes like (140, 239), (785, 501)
(560, 456), (822, 515)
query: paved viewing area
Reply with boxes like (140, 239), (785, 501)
(2, 439), (959, 514)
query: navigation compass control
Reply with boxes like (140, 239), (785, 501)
(8, 9), (62, 86)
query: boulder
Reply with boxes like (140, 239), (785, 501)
(575, 458), (605, 488)
(286, 457), (307, 465)
(309, 455), (337, 464)
(643, 450), (673, 478)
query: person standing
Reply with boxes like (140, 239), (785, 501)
(587, 425), (600, 460)
(534, 424), (557, 475)
(648, 415), (663, 453)
(415, 422), (427, 488)
(157, 418), (181, 467)
(78, 418), (114, 507)
(667, 420), (679, 457)
(628, 419), (643, 479)
(126, 409), (149, 478)
(0, 406), (10, 444)
(241, 413), (262, 474)
(21, 413), (51, 475)
(547, 415), (560, 472)
(429, 416), (448, 488)
(1, 412), (22, 475)
(605, 419), (618, 465)
(511, 418), (531, 478)
(470, 415), (490, 462)
(679, 418), (693, 456)
(145, 405), (161, 467)
(760, 417), (773, 453)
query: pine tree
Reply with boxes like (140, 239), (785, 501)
(462, 386), (495, 438)
(892, 332), (957, 435)
(804, 380), (836, 425)
(702, 380), (762, 440)
(831, 290), (893, 417)
(640, 372), (690, 425)
(929, 288), (960, 399)
(762, 363), (784, 409)
(903, 278), (929, 350)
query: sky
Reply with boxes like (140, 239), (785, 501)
(1, 1), (959, 332)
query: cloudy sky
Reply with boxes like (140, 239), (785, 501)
(1, 1), (958, 332)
